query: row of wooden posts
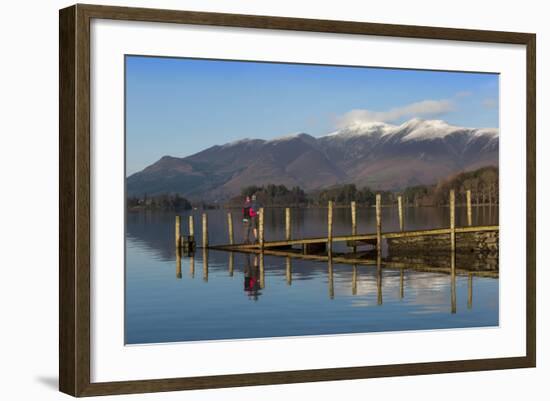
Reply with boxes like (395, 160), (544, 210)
(176, 189), (475, 253)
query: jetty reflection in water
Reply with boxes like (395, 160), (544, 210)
(126, 236), (498, 344)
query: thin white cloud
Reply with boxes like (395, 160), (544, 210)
(455, 91), (472, 98)
(337, 98), (454, 127)
(482, 98), (498, 109)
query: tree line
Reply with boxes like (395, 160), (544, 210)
(127, 166), (498, 210)
(232, 166), (499, 207)
(127, 193), (192, 211)
(404, 166), (498, 206)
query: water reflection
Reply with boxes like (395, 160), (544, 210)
(400, 269), (404, 299)
(173, 247), (490, 311)
(202, 249), (208, 282)
(229, 252), (234, 277)
(468, 274), (473, 310)
(126, 206), (499, 344)
(352, 265), (358, 296)
(328, 257), (334, 300)
(176, 249), (182, 279)
(451, 250), (457, 314)
(377, 254), (383, 306)
(285, 256), (292, 286)
(243, 254), (262, 301)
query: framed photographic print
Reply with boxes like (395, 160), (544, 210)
(59, 4), (536, 397)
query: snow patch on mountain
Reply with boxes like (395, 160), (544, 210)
(222, 138), (265, 148)
(324, 121), (396, 138)
(219, 120), (498, 149)
(399, 119), (462, 142)
(321, 118), (498, 143)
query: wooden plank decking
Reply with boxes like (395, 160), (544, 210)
(210, 225), (499, 251)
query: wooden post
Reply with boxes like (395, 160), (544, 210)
(175, 215), (181, 248)
(351, 201), (357, 253)
(258, 208), (265, 248)
(449, 189), (455, 252)
(285, 207), (291, 241)
(202, 213), (208, 248)
(398, 195), (404, 231)
(227, 212), (234, 245)
(466, 189), (472, 226)
(376, 194), (382, 255)
(327, 200), (333, 254)
(285, 256), (292, 286)
(188, 215), (194, 237)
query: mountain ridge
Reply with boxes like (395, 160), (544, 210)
(127, 118), (499, 200)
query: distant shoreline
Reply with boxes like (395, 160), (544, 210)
(127, 202), (499, 213)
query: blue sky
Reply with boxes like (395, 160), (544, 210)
(126, 55), (499, 175)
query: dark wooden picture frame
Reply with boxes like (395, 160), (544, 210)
(59, 3), (536, 397)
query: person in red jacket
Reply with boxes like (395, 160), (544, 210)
(242, 194), (260, 244)
(242, 196), (252, 243)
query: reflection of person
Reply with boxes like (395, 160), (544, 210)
(244, 254), (261, 301)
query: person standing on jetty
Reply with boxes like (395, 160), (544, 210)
(250, 194), (260, 243)
(242, 194), (260, 244)
(242, 195), (252, 244)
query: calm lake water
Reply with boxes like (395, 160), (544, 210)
(125, 205), (499, 344)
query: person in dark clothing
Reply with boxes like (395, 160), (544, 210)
(249, 194), (260, 243)
(242, 196), (252, 243)
(242, 194), (261, 244)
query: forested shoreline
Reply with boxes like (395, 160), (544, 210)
(127, 166), (498, 211)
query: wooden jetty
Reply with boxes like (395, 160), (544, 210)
(175, 189), (499, 272)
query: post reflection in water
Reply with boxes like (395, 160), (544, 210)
(328, 257), (334, 300)
(468, 274), (473, 310)
(175, 248), (485, 308)
(202, 248), (209, 282)
(400, 269), (404, 299)
(228, 252), (234, 277)
(175, 248), (182, 279)
(377, 254), (383, 306)
(285, 256), (292, 286)
(451, 250), (457, 314)
(352, 264), (358, 296)
(189, 253), (195, 278)
(259, 253), (265, 289)
(243, 254), (262, 301)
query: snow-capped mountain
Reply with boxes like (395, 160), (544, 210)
(127, 119), (498, 199)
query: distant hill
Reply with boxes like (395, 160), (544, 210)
(127, 118), (498, 201)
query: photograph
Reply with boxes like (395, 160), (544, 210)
(124, 56), (500, 345)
